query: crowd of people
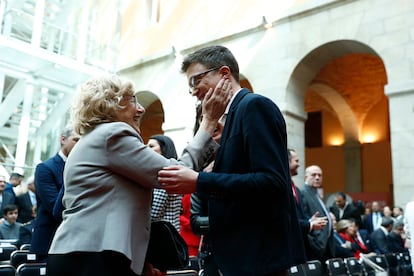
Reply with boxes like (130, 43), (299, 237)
(0, 45), (413, 275)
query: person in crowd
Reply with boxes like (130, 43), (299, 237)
(16, 205), (37, 248)
(353, 219), (371, 253)
(329, 191), (362, 227)
(180, 193), (200, 258)
(363, 201), (383, 234)
(383, 205), (394, 221)
(404, 197), (414, 272)
(393, 206), (404, 223)
(47, 74), (231, 276)
(15, 175), (36, 223)
(0, 175), (15, 216)
(333, 217), (355, 259)
(30, 125), (80, 262)
(288, 149), (328, 261)
(369, 216), (394, 254)
(147, 135), (182, 231)
(188, 104), (222, 275)
(388, 220), (409, 254)
(4, 172), (23, 200)
(158, 45), (306, 275)
(299, 165), (335, 263)
(0, 204), (22, 240)
(335, 219), (372, 259)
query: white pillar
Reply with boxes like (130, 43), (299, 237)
(32, 0), (45, 47)
(15, 84), (34, 175)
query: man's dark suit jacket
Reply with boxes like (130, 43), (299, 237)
(16, 192), (34, 223)
(0, 192), (15, 214)
(197, 89), (306, 275)
(363, 212), (383, 234)
(300, 184), (335, 262)
(387, 231), (409, 254)
(31, 153), (64, 259)
(330, 202), (362, 227)
(369, 228), (390, 254)
(293, 184), (314, 260)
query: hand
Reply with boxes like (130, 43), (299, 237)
(341, 241), (352, 249)
(143, 262), (166, 276)
(158, 165), (199, 194)
(200, 78), (233, 135)
(309, 212), (328, 231)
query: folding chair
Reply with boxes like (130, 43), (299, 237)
(166, 269), (198, 276)
(19, 244), (31, 251)
(16, 263), (47, 276)
(10, 250), (38, 268)
(0, 264), (16, 276)
(325, 257), (348, 276)
(288, 263), (306, 276)
(0, 244), (17, 262)
(396, 252), (413, 276)
(384, 253), (400, 276)
(345, 257), (365, 276)
(303, 260), (324, 276)
(368, 254), (389, 274)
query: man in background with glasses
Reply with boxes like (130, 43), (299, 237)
(158, 45), (306, 275)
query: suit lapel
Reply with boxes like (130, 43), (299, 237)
(214, 89), (249, 170)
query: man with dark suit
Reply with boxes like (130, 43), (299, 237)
(369, 216), (394, 254)
(363, 201), (384, 234)
(159, 45), (306, 275)
(387, 220), (409, 254)
(330, 191), (362, 227)
(300, 165), (335, 263)
(15, 176), (36, 223)
(30, 126), (80, 262)
(288, 149), (328, 261)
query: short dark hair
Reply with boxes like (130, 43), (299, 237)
(181, 45), (240, 83)
(10, 172), (23, 179)
(3, 204), (18, 216)
(149, 135), (178, 159)
(287, 148), (295, 160)
(381, 216), (394, 227)
(336, 191), (347, 200)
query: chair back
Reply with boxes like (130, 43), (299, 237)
(303, 260), (324, 276)
(166, 269), (198, 275)
(10, 250), (38, 268)
(326, 258), (348, 276)
(288, 263), (306, 276)
(345, 257), (365, 276)
(19, 244), (31, 251)
(0, 244), (17, 261)
(16, 263), (47, 276)
(0, 264), (16, 276)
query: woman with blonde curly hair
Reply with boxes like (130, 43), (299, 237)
(47, 74), (232, 276)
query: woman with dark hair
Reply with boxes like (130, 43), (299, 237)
(147, 135), (181, 231)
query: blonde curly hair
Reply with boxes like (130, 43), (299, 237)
(71, 75), (135, 135)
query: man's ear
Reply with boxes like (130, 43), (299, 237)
(219, 66), (230, 79)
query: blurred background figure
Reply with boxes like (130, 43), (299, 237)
(15, 175), (37, 223)
(147, 135), (182, 231)
(363, 201), (384, 234)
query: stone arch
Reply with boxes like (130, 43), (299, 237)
(135, 90), (164, 143)
(285, 39), (390, 199)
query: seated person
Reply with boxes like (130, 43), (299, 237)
(387, 220), (409, 254)
(16, 205), (36, 248)
(336, 219), (373, 259)
(0, 204), (22, 241)
(370, 216), (394, 254)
